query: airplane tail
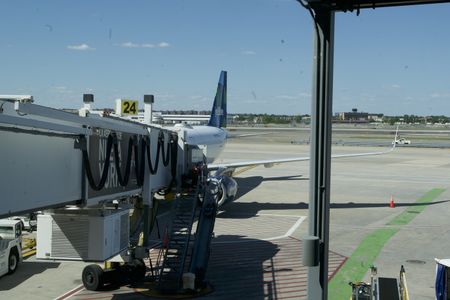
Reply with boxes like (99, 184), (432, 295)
(207, 71), (227, 128)
(392, 125), (399, 148)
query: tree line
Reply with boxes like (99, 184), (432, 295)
(231, 113), (450, 125)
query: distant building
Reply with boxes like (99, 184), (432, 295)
(368, 113), (384, 123)
(335, 108), (369, 123)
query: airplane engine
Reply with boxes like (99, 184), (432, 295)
(209, 176), (237, 207)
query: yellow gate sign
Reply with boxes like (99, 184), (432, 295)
(120, 99), (138, 115)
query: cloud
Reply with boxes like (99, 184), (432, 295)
(381, 84), (401, 90)
(190, 95), (206, 100)
(276, 95), (298, 100)
(242, 50), (256, 55)
(67, 43), (95, 51)
(430, 92), (450, 99)
(158, 42), (170, 48)
(119, 42), (170, 48)
(120, 42), (140, 48)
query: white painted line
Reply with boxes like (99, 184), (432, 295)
(285, 216), (306, 237)
(263, 216), (306, 241)
(149, 212), (307, 244)
(212, 216), (307, 244)
(262, 235), (287, 241)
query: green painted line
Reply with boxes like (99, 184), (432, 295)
(387, 188), (446, 226)
(329, 228), (399, 300)
(329, 188), (446, 299)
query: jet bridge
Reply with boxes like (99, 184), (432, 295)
(0, 94), (219, 292)
(0, 94), (183, 263)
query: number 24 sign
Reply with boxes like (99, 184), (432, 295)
(121, 100), (138, 115)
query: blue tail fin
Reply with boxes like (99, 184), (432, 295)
(207, 71), (227, 128)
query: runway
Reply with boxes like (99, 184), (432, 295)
(1, 127), (450, 299)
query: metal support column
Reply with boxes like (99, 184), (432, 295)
(307, 8), (335, 300)
(143, 138), (153, 246)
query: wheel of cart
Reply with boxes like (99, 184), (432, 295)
(82, 264), (104, 291)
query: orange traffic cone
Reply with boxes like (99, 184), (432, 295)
(389, 195), (395, 208)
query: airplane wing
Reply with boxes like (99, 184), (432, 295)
(208, 144), (395, 173)
(209, 127), (399, 173)
(226, 132), (273, 138)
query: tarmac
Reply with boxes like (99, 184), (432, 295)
(1, 127), (450, 299)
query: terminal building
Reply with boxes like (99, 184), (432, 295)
(335, 108), (383, 123)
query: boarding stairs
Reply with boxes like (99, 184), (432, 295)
(155, 187), (202, 291)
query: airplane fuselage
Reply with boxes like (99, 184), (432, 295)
(172, 123), (227, 163)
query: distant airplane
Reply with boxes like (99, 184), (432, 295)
(392, 127), (411, 145)
(172, 71), (396, 206)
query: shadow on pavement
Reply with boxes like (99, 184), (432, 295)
(0, 260), (60, 291)
(109, 235), (280, 300)
(234, 175), (307, 200)
(218, 173), (450, 218)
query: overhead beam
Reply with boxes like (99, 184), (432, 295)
(306, 0), (450, 11)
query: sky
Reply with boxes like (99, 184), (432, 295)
(1, 0), (450, 116)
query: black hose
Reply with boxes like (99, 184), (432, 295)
(160, 131), (171, 167)
(113, 135), (135, 187)
(82, 130), (178, 191)
(134, 137), (146, 187)
(146, 136), (160, 175)
(81, 134), (113, 191)
(170, 134), (178, 185)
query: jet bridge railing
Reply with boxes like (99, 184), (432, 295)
(0, 98), (180, 218)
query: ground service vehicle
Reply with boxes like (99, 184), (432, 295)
(0, 219), (23, 277)
(9, 213), (38, 232)
(393, 137), (411, 145)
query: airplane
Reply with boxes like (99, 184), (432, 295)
(171, 71), (397, 206)
(386, 125), (410, 145)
